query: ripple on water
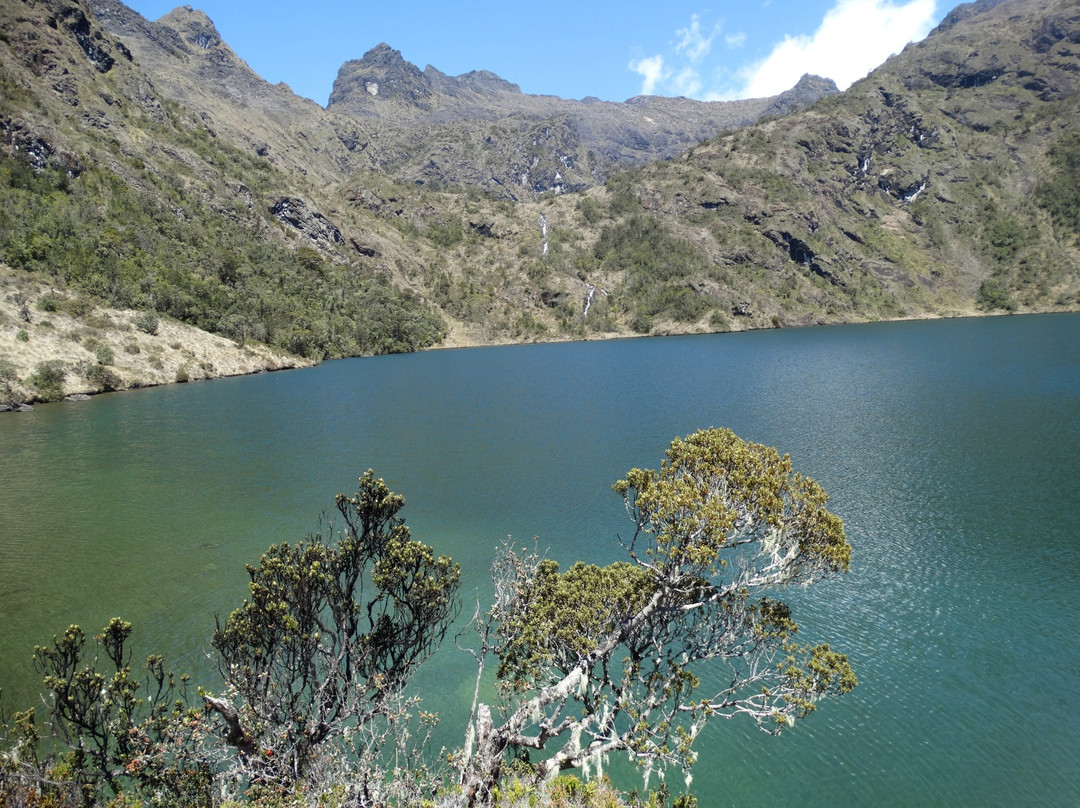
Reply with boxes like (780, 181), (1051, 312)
(2, 315), (1079, 806)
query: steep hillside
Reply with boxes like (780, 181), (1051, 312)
(326, 43), (838, 196)
(512, 0), (1080, 334)
(0, 0), (448, 404)
(1, 0), (1078, 405)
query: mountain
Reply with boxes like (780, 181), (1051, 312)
(326, 42), (838, 196)
(559, 0), (1080, 331)
(0, 0), (1078, 405)
(83, 4), (838, 200)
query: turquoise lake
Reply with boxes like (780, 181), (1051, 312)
(1, 313), (1079, 805)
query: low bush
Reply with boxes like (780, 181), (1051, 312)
(135, 310), (159, 335)
(28, 360), (66, 401)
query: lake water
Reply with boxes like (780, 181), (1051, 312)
(1, 313), (1079, 806)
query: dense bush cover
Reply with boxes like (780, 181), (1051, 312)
(0, 155), (445, 360)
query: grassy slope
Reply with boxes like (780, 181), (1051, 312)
(2, 0), (1079, 406)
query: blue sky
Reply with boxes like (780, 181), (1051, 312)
(123, 0), (946, 104)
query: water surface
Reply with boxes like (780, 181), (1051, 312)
(2, 313), (1078, 806)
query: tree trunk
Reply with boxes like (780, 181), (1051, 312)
(460, 704), (507, 808)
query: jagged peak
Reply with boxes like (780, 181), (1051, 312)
(932, 0), (1011, 33)
(159, 5), (215, 27)
(158, 5), (223, 50)
(424, 65), (521, 97)
(790, 73), (839, 92)
(355, 42), (410, 68)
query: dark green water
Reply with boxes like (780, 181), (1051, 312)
(2, 313), (1079, 806)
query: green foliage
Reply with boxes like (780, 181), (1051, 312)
(575, 196), (603, 225)
(0, 358), (19, 403)
(1036, 131), (1080, 241)
(37, 294), (60, 312)
(28, 360), (66, 401)
(2, 437), (853, 807)
(976, 277), (1017, 311)
(0, 152), (445, 360)
(135, 311), (160, 336)
(12, 619), (209, 807)
(614, 428), (851, 575)
(590, 214), (712, 323)
(84, 361), (121, 392)
(208, 470), (460, 789)
(497, 560), (651, 687)
(462, 429), (855, 803)
(426, 216), (465, 247)
(606, 173), (642, 216)
(985, 215), (1029, 264)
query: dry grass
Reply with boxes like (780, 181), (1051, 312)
(0, 265), (313, 405)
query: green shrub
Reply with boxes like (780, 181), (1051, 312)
(85, 362), (120, 391)
(29, 360), (66, 401)
(59, 297), (92, 317)
(135, 311), (160, 335)
(1036, 131), (1080, 239)
(36, 294), (59, 312)
(16, 329), (28, 342)
(95, 344), (114, 365)
(976, 278), (1016, 311)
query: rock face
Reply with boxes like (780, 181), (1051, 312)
(330, 43), (437, 111)
(325, 44), (838, 197)
(269, 197), (345, 248)
(328, 44), (522, 119)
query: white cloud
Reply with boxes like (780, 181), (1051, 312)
(736, 0), (940, 98)
(630, 14), (723, 97)
(673, 66), (703, 98)
(631, 1), (940, 101)
(725, 32), (748, 49)
(629, 54), (669, 96)
(675, 14), (719, 62)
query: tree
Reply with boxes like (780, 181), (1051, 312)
(2, 472), (460, 807)
(3, 434), (853, 807)
(205, 470), (461, 799)
(12, 619), (207, 807)
(457, 428), (855, 805)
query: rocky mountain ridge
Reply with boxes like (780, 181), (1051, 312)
(85, 3), (839, 199)
(1, 0), (1078, 405)
(326, 42), (838, 195)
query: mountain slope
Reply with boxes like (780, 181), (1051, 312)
(524, 0), (1080, 333)
(1, 0), (1078, 405)
(326, 42), (838, 196)
(0, 0), (448, 402)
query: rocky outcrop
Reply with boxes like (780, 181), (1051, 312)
(330, 43), (434, 113)
(269, 197), (345, 248)
(1, 118), (82, 175)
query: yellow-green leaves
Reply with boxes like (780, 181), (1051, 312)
(209, 471), (460, 787)
(496, 559), (652, 687)
(614, 428), (851, 579)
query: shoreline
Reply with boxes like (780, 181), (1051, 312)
(0, 266), (316, 408)
(4, 262), (1076, 411)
